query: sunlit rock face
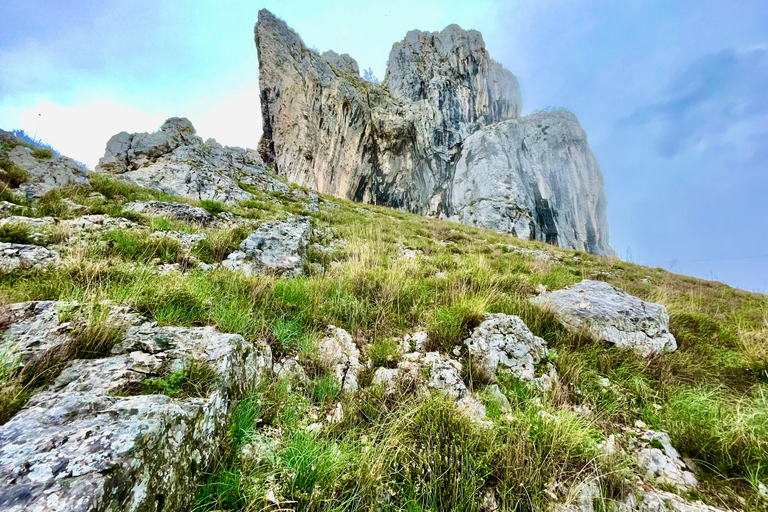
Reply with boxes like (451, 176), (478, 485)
(255, 9), (614, 256)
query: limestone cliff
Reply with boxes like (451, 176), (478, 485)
(255, 9), (613, 256)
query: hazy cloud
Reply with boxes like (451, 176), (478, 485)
(620, 48), (768, 158)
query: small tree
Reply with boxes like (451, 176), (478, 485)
(363, 67), (381, 84)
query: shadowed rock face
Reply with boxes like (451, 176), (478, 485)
(255, 9), (614, 256)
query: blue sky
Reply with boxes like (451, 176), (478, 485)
(1, 0), (766, 291)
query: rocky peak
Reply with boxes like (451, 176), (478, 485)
(385, 24), (522, 126)
(255, 10), (614, 256)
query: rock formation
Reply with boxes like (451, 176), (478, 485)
(0, 301), (272, 512)
(96, 117), (287, 203)
(530, 280), (677, 356)
(255, 10), (614, 255)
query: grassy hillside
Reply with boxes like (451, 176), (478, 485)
(0, 175), (766, 511)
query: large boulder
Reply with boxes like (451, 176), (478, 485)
(0, 243), (59, 273)
(0, 301), (271, 512)
(254, 10), (614, 255)
(95, 117), (287, 204)
(530, 280), (677, 356)
(222, 216), (312, 277)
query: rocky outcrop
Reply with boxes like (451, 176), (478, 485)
(0, 243), (59, 272)
(96, 117), (287, 204)
(222, 216), (312, 277)
(255, 10), (613, 255)
(531, 280), (677, 356)
(0, 131), (90, 199)
(447, 111), (611, 254)
(0, 301), (272, 512)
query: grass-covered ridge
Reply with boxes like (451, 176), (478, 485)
(0, 175), (766, 511)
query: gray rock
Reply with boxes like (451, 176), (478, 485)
(321, 50), (360, 76)
(61, 215), (136, 233)
(123, 200), (214, 225)
(273, 357), (308, 384)
(531, 280), (677, 356)
(423, 351), (467, 398)
(148, 230), (207, 251)
(615, 488), (727, 512)
(255, 10), (519, 216)
(635, 430), (697, 490)
(447, 112), (613, 256)
(6, 146), (90, 199)
(0, 201), (22, 219)
(223, 216), (312, 277)
(0, 215), (55, 230)
(96, 118), (287, 204)
(254, 10), (615, 256)
(372, 367), (401, 393)
(0, 301), (271, 512)
(465, 313), (548, 382)
(0, 243), (59, 272)
(317, 325), (361, 393)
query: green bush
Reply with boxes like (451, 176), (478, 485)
(31, 148), (54, 160)
(0, 222), (34, 244)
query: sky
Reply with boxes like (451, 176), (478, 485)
(1, 0), (766, 292)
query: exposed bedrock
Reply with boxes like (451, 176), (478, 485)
(255, 9), (614, 256)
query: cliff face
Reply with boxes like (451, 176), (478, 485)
(255, 9), (613, 256)
(447, 111), (612, 255)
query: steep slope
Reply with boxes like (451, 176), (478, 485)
(255, 10), (613, 256)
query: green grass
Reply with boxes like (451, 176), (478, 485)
(1, 176), (767, 509)
(141, 360), (219, 398)
(0, 222), (34, 244)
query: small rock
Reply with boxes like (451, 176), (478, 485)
(318, 325), (361, 393)
(0, 243), (60, 272)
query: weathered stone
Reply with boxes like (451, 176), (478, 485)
(318, 326), (361, 393)
(635, 430), (697, 490)
(6, 145), (90, 199)
(273, 357), (308, 384)
(423, 351), (467, 398)
(96, 117), (287, 204)
(0, 215), (55, 230)
(465, 313), (548, 382)
(123, 200), (214, 225)
(255, 9), (519, 216)
(0, 301), (271, 512)
(149, 230), (207, 250)
(0, 243), (59, 272)
(222, 216), (312, 277)
(615, 488), (727, 512)
(0, 201), (22, 219)
(530, 280), (677, 356)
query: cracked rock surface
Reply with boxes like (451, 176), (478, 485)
(0, 301), (271, 512)
(223, 216), (312, 277)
